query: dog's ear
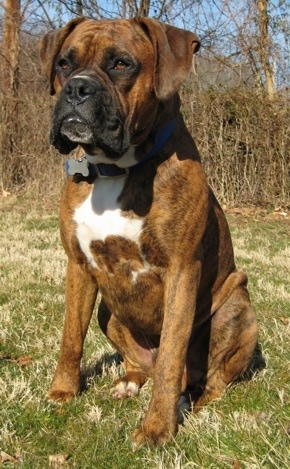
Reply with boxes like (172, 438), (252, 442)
(39, 17), (86, 95)
(134, 17), (200, 101)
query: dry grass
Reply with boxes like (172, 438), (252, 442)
(0, 197), (289, 468)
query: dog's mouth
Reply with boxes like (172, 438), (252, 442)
(60, 117), (94, 144)
(57, 115), (130, 160)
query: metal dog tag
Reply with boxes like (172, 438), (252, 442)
(66, 158), (90, 177)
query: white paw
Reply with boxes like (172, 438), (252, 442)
(111, 380), (139, 399)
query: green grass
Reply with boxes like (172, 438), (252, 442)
(0, 198), (289, 468)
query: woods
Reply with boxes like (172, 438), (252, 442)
(0, 0), (289, 206)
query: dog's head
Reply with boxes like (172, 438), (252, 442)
(40, 17), (200, 158)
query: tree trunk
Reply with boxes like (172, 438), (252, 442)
(256, 0), (275, 99)
(1, 0), (21, 189)
(76, 0), (83, 16)
(137, 0), (151, 17)
(124, 0), (150, 17)
(2, 0), (21, 95)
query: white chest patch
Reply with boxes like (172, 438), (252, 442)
(73, 176), (143, 269)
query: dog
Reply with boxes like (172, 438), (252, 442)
(40, 17), (258, 445)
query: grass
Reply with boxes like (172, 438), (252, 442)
(0, 196), (289, 468)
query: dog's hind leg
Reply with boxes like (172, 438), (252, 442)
(187, 281), (258, 410)
(98, 298), (156, 398)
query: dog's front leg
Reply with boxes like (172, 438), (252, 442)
(48, 259), (98, 402)
(133, 261), (201, 445)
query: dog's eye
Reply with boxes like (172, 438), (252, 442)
(114, 60), (128, 71)
(56, 58), (71, 73)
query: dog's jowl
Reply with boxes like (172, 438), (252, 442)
(40, 17), (258, 445)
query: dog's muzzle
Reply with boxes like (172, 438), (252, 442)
(65, 76), (98, 107)
(50, 75), (130, 157)
(60, 77), (96, 144)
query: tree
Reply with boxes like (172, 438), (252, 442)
(255, 0), (275, 98)
(2, 0), (21, 95)
(1, 0), (21, 168)
(184, 0), (288, 96)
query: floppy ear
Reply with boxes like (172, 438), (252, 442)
(134, 17), (200, 101)
(39, 17), (86, 95)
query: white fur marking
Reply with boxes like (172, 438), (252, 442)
(111, 381), (139, 399)
(74, 176), (143, 269)
(131, 266), (150, 283)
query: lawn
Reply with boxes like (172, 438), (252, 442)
(0, 196), (289, 468)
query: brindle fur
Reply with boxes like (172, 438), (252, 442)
(40, 17), (258, 445)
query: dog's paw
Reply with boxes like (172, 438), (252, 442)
(111, 380), (139, 399)
(47, 389), (76, 403)
(132, 407), (178, 446)
(47, 370), (80, 403)
(132, 423), (173, 447)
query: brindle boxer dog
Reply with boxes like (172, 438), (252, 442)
(40, 17), (258, 445)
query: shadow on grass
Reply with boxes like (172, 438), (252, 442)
(238, 342), (266, 382)
(79, 343), (266, 412)
(80, 352), (122, 393)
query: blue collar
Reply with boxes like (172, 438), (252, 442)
(66, 118), (176, 178)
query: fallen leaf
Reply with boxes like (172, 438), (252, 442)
(48, 453), (70, 467)
(15, 355), (33, 367)
(232, 460), (242, 469)
(279, 317), (289, 326)
(0, 353), (32, 367)
(0, 353), (12, 360)
(0, 451), (19, 463)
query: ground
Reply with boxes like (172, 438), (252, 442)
(0, 195), (289, 468)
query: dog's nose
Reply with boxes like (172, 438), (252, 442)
(64, 77), (96, 106)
